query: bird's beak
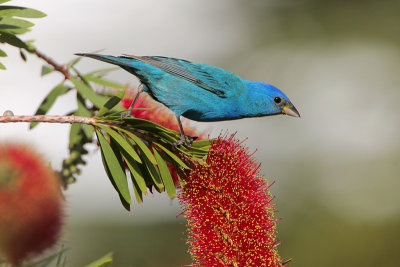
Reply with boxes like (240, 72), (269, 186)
(282, 104), (300, 117)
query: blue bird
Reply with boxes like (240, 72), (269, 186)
(75, 53), (300, 145)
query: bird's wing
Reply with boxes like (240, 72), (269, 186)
(122, 55), (228, 97)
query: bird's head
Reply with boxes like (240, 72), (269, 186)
(245, 81), (300, 118)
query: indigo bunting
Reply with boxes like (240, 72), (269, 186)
(76, 53), (300, 145)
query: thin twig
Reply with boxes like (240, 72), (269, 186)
(34, 49), (71, 79)
(0, 115), (96, 124)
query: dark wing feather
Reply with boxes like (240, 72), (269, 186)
(122, 55), (227, 97)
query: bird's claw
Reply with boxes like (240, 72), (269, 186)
(120, 110), (132, 120)
(173, 135), (197, 147)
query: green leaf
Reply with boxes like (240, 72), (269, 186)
(0, 31), (27, 48)
(0, 17), (34, 28)
(0, 26), (30, 34)
(30, 84), (70, 129)
(192, 139), (213, 148)
(0, 6), (46, 18)
(0, 61), (5, 69)
(153, 147), (176, 198)
(139, 150), (164, 191)
(41, 64), (54, 76)
(85, 75), (127, 89)
(69, 123), (82, 149)
(0, 6), (24, 17)
(75, 93), (92, 117)
(0, 49), (6, 57)
(122, 117), (178, 134)
(154, 142), (189, 169)
(67, 56), (81, 67)
(0, 0), (11, 5)
(117, 128), (157, 165)
(19, 49), (26, 61)
(96, 90), (125, 117)
(81, 124), (94, 141)
(87, 67), (119, 76)
(131, 178), (143, 203)
(70, 77), (109, 109)
(96, 130), (131, 206)
(95, 124), (142, 163)
(122, 150), (147, 194)
(85, 252), (113, 267)
(0, 24), (19, 30)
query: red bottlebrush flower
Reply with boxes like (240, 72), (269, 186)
(121, 89), (207, 140)
(0, 144), (64, 265)
(178, 135), (285, 267)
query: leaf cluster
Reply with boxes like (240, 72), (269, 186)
(0, 0), (46, 69)
(31, 57), (127, 189)
(93, 93), (211, 210)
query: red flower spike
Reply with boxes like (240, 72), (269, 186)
(178, 135), (286, 267)
(121, 90), (207, 140)
(0, 144), (64, 265)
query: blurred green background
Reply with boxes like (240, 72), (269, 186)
(1, 0), (400, 266)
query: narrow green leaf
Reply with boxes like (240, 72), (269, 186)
(96, 90), (125, 117)
(75, 93), (94, 140)
(122, 150), (147, 193)
(0, 17), (34, 28)
(0, 0), (11, 4)
(96, 130), (131, 205)
(85, 75), (126, 90)
(96, 144), (130, 211)
(82, 124), (94, 141)
(0, 32), (27, 48)
(19, 49), (26, 61)
(70, 77), (109, 109)
(192, 139), (213, 148)
(0, 6), (47, 18)
(153, 147), (176, 198)
(30, 84), (70, 129)
(0, 24), (19, 29)
(155, 142), (189, 169)
(0, 49), (7, 57)
(0, 6), (23, 17)
(139, 151), (164, 191)
(0, 26), (31, 34)
(67, 56), (81, 67)
(87, 67), (119, 76)
(117, 128), (157, 165)
(75, 93), (92, 117)
(85, 252), (113, 267)
(69, 123), (82, 149)
(41, 64), (54, 76)
(131, 178), (143, 203)
(95, 124), (142, 163)
(0, 62), (5, 70)
(122, 117), (178, 134)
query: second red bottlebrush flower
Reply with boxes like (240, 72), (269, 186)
(0, 144), (64, 266)
(179, 135), (286, 266)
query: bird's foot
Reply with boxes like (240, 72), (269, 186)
(173, 135), (197, 147)
(120, 110), (132, 120)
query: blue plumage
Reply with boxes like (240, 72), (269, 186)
(76, 53), (300, 145)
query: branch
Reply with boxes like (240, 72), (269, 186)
(0, 115), (96, 124)
(0, 114), (149, 141)
(34, 49), (71, 79)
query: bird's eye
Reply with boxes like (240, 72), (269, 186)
(274, 97), (282, 104)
